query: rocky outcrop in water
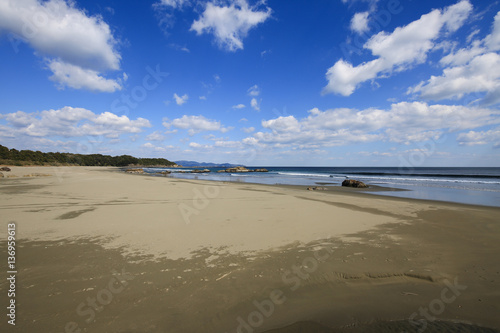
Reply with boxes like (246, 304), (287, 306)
(191, 169), (210, 173)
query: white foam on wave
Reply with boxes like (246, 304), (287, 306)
(277, 172), (331, 178)
(145, 168), (194, 172)
(353, 175), (500, 185)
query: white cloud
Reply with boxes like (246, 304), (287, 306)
(232, 104), (246, 109)
(190, 0), (271, 51)
(164, 115), (230, 135)
(323, 1), (473, 96)
(158, 0), (190, 9)
(0, 106), (151, 139)
(189, 142), (211, 149)
(243, 102), (499, 148)
(214, 140), (242, 148)
(247, 84), (260, 96)
(457, 127), (500, 147)
(220, 126), (234, 133)
(439, 39), (486, 66)
(0, 0), (122, 92)
(486, 12), (500, 51)
(146, 131), (166, 141)
(173, 93), (189, 105)
(408, 52), (500, 103)
(242, 127), (255, 133)
(409, 10), (500, 106)
(142, 142), (175, 152)
(250, 98), (260, 111)
(350, 12), (370, 34)
(47, 59), (122, 92)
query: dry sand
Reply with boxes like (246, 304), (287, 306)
(0, 166), (499, 332)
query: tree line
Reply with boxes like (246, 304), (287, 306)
(0, 145), (175, 167)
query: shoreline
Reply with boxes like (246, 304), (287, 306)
(1, 166), (499, 332)
(138, 166), (500, 210)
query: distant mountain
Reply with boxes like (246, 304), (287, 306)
(174, 160), (242, 168)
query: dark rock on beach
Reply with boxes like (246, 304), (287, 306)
(0, 166), (11, 172)
(307, 186), (326, 191)
(125, 168), (144, 174)
(341, 179), (368, 188)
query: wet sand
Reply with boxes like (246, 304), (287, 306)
(0, 166), (499, 332)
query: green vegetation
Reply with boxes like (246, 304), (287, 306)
(0, 145), (175, 167)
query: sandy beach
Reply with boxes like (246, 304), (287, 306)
(0, 166), (499, 332)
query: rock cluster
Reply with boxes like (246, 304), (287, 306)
(307, 186), (327, 191)
(0, 167), (11, 172)
(125, 168), (144, 174)
(191, 169), (210, 173)
(341, 179), (368, 188)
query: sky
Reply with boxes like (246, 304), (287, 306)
(0, 0), (500, 166)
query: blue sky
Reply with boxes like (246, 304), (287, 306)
(1, 0), (500, 166)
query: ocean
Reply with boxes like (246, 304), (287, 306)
(143, 166), (500, 208)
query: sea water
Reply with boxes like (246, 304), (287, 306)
(144, 167), (500, 208)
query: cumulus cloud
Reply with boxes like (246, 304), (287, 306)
(0, 107), (151, 139)
(232, 104), (246, 109)
(145, 131), (166, 141)
(47, 59), (122, 92)
(243, 102), (499, 148)
(350, 12), (370, 34)
(0, 0), (123, 92)
(323, 0), (473, 96)
(409, 53), (500, 103)
(163, 115), (231, 135)
(173, 93), (189, 105)
(409, 11), (500, 106)
(190, 0), (271, 51)
(457, 127), (500, 147)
